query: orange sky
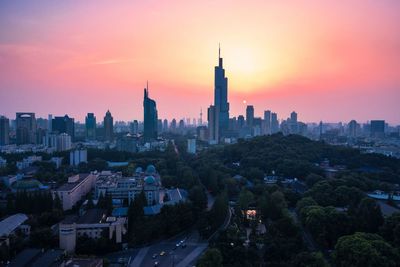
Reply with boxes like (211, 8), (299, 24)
(0, 0), (399, 124)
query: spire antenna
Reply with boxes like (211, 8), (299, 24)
(219, 43), (221, 58)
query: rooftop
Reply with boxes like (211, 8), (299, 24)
(57, 173), (91, 191)
(0, 213), (28, 237)
(77, 209), (107, 224)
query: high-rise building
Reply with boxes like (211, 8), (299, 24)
(246, 105), (254, 127)
(290, 111), (298, 134)
(348, 120), (359, 138)
(85, 113), (96, 141)
(48, 114), (53, 132)
(130, 120), (139, 135)
(237, 115), (245, 129)
(0, 116), (10, 145)
(16, 112), (37, 145)
(158, 119), (163, 133)
(187, 139), (196, 154)
(208, 105), (219, 144)
(143, 83), (158, 141)
(370, 120), (385, 138)
(170, 119), (177, 132)
(264, 110), (271, 135)
(214, 45), (230, 137)
(163, 119), (168, 132)
(53, 115), (75, 141)
(70, 148), (87, 166)
(104, 110), (114, 141)
(57, 133), (72, 151)
(271, 112), (279, 134)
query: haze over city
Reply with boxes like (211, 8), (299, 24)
(1, 0), (399, 123)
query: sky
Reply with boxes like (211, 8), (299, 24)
(0, 0), (399, 124)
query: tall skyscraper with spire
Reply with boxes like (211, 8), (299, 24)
(214, 44), (229, 137)
(143, 82), (158, 141)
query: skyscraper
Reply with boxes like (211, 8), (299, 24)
(104, 110), (114, 141)
(163, 119), (168, 132)
(264, 110), (271, 135)
(214, 45), (229, 137)
(143, 83), (158, 141)
(0, 116), (10, 146)
(208, 105), (219, 144)
(271, 112), (279, 134)
(85, 113), (96, 141)
(246, 105), (254, 127)
(370, 120), (385, 138)
(16, 112), (37, 145)
(348, 120), (358, 138)
(52, 115), (75, 141)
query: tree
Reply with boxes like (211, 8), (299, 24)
(189, 185), (207, 216)
(292, 252), (329, 267)
(335, 232), (399, 267)
(238, 189), (254, 210)
(356, 198), (384, 233)
(380, 212), (400, 246)
(197, 248), (223, 267)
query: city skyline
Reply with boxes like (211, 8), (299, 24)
(1, 1), (400, 124)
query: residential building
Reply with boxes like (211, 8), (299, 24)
(70, 148), (87, 166)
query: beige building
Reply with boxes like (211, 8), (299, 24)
(53, 173), (98, 211)
(59, 209), (126, 253)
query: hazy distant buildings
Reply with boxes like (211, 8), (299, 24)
(271, 112), (279, 134)
(370, 120), (385, 138)
(348, 120), (359, 138)
(214, 46), (230, 138)
(163, 119), (168, 132)
(16, 112), (37, 145)
(104, 110), (114, 141)
(264, 110), (271, 135)
(53, 115), (75, 141)
(0, 116), (10, 145)
(143, 84), (158, 141)
(208, 105), (219, 144)
(85, 113), (96, 141)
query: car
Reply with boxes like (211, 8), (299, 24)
(154, 261), (159, 266)
(175, 242), (181, 248)
(160, 251), (166, 256)
(152, 253), (158, 259)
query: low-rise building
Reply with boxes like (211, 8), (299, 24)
(59, 209), (126, 252)
(0, 213), (30, 242)
(53, 173), (98, 210)
(16, 155), (42, 170)
(95, 166), (161, 206)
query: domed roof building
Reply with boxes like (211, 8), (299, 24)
(146, 164), (156, 174)
(11, 179), (43, 191)
(144, 176), (156, 185)
(135, 167), (143, 174)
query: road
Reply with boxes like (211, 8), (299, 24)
(131, 231), (207, 267)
